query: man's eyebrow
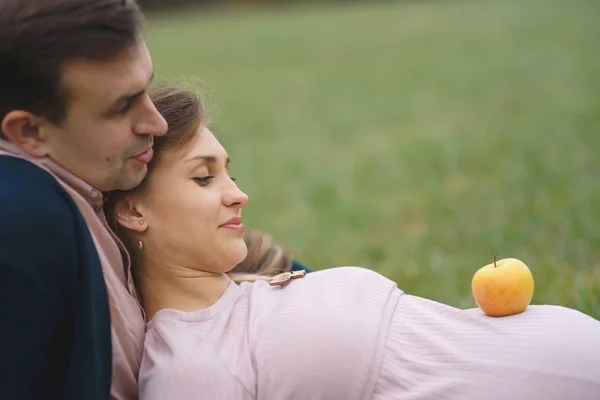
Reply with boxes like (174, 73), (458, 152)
(185, 155), (231, 165)
(111, 71), (155, 107)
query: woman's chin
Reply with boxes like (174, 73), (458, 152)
(226, 242), (249, 268)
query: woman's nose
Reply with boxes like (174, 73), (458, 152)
(223, 180), (249, 207)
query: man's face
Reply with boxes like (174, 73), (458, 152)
(40, 39), (168, 192)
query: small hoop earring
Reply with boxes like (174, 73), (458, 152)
(137, 240), (144, 250)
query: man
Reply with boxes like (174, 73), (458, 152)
(0, 0), (167, 399)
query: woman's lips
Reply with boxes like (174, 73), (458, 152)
(220, 217), (244, 232)
(220, 223), (244, 232)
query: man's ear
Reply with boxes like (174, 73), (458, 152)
(1, 110), (49, 157)
(113, 197), (148, 233)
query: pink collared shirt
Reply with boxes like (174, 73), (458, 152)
(0, 140), (145, 400)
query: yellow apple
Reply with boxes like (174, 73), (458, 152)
(471, 255), (534, 317)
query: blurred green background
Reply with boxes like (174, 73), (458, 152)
(143, 0), (600, 318)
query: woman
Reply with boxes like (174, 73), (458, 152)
(106, 83), (600, 400)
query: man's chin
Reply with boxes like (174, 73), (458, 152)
(112, 165), (149, 191)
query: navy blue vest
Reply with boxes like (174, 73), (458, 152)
(0, 156), (111, 399)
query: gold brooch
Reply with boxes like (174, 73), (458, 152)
(269, 270), (307, 287)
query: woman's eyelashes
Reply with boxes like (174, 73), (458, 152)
(192, 175), (237, 186)
(193, 176), (214, 186)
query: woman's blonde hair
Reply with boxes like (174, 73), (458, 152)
(105, 82), (295, 284)
(230, 230), (296, 281)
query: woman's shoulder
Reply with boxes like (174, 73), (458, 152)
(241, 265), (400, 296)
(312, 265), (397, 281)
(288, 265), (400, 292)
(238, 265), (402, 320)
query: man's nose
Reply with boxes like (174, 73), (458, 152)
(133, 95), (168, 137)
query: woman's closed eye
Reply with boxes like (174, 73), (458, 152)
(193, 176), (214, 186)
(193, 175), (237, 186)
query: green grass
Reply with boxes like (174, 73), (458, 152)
(144, 0), (600, 319)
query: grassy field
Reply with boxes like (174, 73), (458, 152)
(144, 0), (600, 319)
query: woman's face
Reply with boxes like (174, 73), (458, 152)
(127, 127), (249, 274)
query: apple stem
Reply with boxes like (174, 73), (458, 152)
(494, 254), (497, 268)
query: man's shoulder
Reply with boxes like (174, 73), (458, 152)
(0, 155), (63, 190)
(0, 155), (80, 232)
(0, 156), (89, 281)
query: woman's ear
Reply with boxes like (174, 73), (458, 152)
(113, 196), (148, 233)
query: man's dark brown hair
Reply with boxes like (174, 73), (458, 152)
(0, 0), (144, 138)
